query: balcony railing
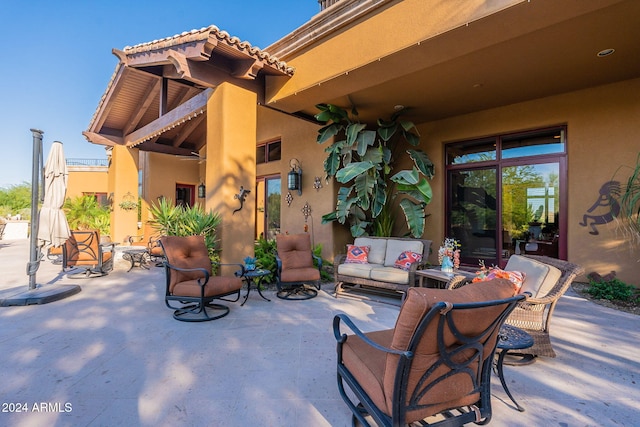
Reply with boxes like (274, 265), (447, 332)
(66, 159), (109, 167)
(319, 0), (341, 11)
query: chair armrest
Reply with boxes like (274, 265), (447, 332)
(334, 254), (347, 265)
(164, 263), (210, 285)
(333, 314), (412, 358)
(211, 262), (245, 277)
(100, 243), (116, 252)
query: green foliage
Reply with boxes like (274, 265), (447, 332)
(254, 237), (277, 283)
(587, 278), (637, 302)
(64, 195), (110, 236)
(0, 183), (32, 220)
(612, 152), (640, 247)
(149, 198), (222, 263)
(312, 243), (333, 282)
(315, 103), (434, 238)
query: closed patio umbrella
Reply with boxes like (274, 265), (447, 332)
(37, 141), (70, 247)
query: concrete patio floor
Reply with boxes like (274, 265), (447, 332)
(0, 238), (638, 427)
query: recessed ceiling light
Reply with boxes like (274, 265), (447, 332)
(597, 48), (615, 57)
(473, 83), (484, 88)
(394, 105), (405, 111)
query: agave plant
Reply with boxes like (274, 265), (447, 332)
(149, 198), (222, 262)
(315, 103), (434, 238)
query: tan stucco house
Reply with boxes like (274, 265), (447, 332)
(83, 0), (640, 286)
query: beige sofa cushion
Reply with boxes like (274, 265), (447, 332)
(370, 266), (410, 285)
(354, 237), (387, 265)
(337, 262), (375, 279)
(505, 255), (562, 297)
(384, 239), (424, 266)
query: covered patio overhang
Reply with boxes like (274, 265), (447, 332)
(264, 0), (640, 126)
(83, 25), (294, 156)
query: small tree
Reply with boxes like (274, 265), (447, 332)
(64, 195), (110, 236)
(315, 104), (434, 238)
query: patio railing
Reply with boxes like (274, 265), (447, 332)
(319, 0), (341, 11)
(66, 159), (108, 167)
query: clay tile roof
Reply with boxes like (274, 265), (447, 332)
(123, 25), (294, 75)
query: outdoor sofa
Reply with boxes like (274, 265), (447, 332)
(334, 236), (432, 299)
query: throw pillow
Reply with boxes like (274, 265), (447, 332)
(473, 267), (525, 293)
(394, 251), (422, 271)
(345, 245), (370, 264)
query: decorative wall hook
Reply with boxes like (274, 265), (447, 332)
(233, 185), (251, 214)
(313, 176), (322, 191)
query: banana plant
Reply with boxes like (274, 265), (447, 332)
(315, 103), (434, 238)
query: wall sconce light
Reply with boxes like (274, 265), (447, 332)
(198, 183), (206, 198)
(287, 158), (302, 196)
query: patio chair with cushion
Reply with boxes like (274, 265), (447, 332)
(503, 254), (584, 361)
(333, 279), (525, 426)
(62, 230), (115, 278)
(129, 222), (164, 265)
(160, 235), (244, 322)
(275, 233), (322, 300)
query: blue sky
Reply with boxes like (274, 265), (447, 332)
(0, 0), (319, 188)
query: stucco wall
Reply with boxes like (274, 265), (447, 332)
(256, 106), (340, 260)
(144, 152), (200, 216)
(66, 168), (108, 200)
(415, 77), (640, 285)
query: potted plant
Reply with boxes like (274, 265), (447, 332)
(315, 103), (434, 238)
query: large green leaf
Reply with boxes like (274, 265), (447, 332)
(336, 162), (375, 183)
(321, 211), (337, 224)
(399, 198), (426, 238)
(390, 168), (419, 185)
(362, 146), (383, 164)
(377, 123), (398, 142)
(355, 173), (376, 210)
(346, 123), (366, 146)
(317, 123), (342, 143)
(399, 120), (417, 133)
(403, 131), (420, 146)
(324, 150), (341, 177)
(356, 129), (376, 156)
(408, 149), (435, 178)
(371, 181), (387, 218)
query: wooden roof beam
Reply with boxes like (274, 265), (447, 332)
(124, 88), (211, 147)
(122, 78), (162, 135)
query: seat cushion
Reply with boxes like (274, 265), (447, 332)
(173, 276), (242, 298)
(280, 267), (320, 283)
(384, 239), (424, 266)
(354, 237), (387, 265)
(505, 255), (562, 297)
(337, 262), (375, 279)
(370, 266), (410, 285)
(341, 329), (394, 417)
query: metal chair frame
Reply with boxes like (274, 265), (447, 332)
(334, 293), (526, 427)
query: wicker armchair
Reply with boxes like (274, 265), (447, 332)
(504, 255), (584, 358)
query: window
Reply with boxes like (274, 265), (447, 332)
(83, 192), (109, 208)
(445, 127), (566, 267)
(256, 140), (281, 164)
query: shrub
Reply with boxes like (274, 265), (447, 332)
(254, 237), (277, 284)
(587, 278), (636, 302)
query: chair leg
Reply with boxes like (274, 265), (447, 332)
(172, 302), (230, 322)
(276, 284), (318, 300)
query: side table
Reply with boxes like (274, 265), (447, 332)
(122, 248), (150, 272)
(415, 268), (475, 289)
(495, 324), (534, 411)
(240, 268), (271, 306)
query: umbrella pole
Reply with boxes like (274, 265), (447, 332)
(27, 129), (44, 290)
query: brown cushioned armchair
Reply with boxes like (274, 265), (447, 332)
(160, 235), (244, 322)
(333, 279), (525, 426)
(275, 233), (322, 300)
(62, 230), (115, 278)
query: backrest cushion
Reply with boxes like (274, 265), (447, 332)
(393, 251), (422, 271)
(505, 255), (562, 297)
(345, 245), (370, 264)
(384, 239), (424, 266)
(276, 233), (313, 270)
(384, 279), (515, 420)
(354, 237), (387, 265)
(161, 235), (212, 292)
